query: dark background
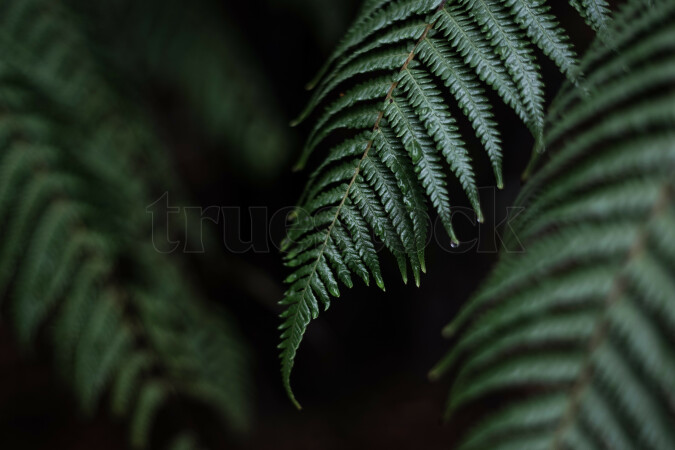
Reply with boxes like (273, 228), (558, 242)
(0, 1), (595, 448)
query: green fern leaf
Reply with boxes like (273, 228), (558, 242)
(281, 0), (602, 405)
(433, 2), (675, 448)
(0, 0), (252, 446)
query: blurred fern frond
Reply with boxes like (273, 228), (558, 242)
(64, 0), (294, 180)
(432, 1), (675, 448)
(279, 0), (610, 407)
(0, 0), (251, 447)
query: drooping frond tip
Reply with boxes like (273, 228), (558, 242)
(280, 0), (607, 405)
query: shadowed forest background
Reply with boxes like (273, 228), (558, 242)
(0, 0), (601, 448)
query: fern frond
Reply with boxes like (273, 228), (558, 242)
(433, 2), (675, 448)
(281, 0), (604, 405)
(0, 1), (251, 447)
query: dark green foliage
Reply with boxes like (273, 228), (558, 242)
(432, 1), (675, 447)
(65, 0), (294, 180)
(280, 0), (609, 407)
(0, 0), (250, 447)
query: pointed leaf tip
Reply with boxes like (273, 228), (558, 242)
(290, 394), (302, 411)
(476, 208), (484, 224)
(412, 263), (421, 286)
(305, 60), (330, 91)
(428, 368), (442, 381)
(495, 169), (504, 190)
(374, 273), (385, 291)
(441, 322), (457, 338)
(284, 373), (303, 410)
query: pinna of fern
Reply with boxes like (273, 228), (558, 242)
(432, 0), (675, 448)
(279, 0), (610, 407)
